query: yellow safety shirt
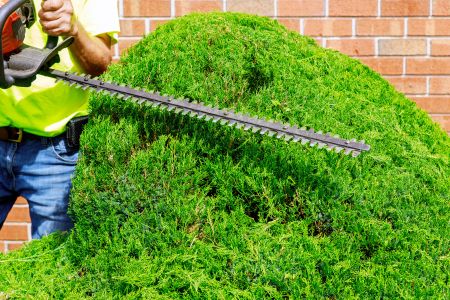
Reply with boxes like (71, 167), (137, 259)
(0, 0), (120, 137)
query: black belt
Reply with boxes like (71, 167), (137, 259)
(1, 117), (88, 146)
(0, 126), (48, 143)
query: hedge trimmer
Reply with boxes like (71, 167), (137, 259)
(0, 0), (370, 156)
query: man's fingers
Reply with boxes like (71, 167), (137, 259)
(38, 8), (63, 22)
(41, 0), (64, 11)
(40, 17), (71, 35)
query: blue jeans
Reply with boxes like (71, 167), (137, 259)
(0, 135), (78, 239)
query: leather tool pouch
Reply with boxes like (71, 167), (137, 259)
(66, 116), (89, 148)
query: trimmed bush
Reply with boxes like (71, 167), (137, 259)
(1, 12), (449, 299)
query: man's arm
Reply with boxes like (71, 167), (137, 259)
(38, 0), (112, 76)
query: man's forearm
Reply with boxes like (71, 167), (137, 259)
(39, 0), (113, 76)
(69, 21), (112, 76)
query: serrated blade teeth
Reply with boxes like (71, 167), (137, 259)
(48, 69), (370, 158)
(284, 135), (293, 141)
(252, 127), (261, 133)
(227, 120), (237, 127)
(276, 132), (285, 139)
(259, 128), (269, 135)
(317, 142), (326, 149)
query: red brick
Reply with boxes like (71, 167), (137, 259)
(278, 0), (324, 17)
(119, 19), (146, 37)
(277, 18), (300, 32)
(123, 0), (171, 17)
(175, 0), (222, 17)
(118, 38), (142, 55)
(358, 57), (404, 75)
(4, 206), (31, 223)
(150, 20), (171, 32)
(378, 39), (427, 56)
(433, 0), (450, 16)
(304, 19), (352, 37)
(0, 241), (5, 253)
(0, 224), (28, 241)
(407, 58), (450, 75)
(6, 242), (25, 252)
(387, 76), (427, 94)
(356, 18), (404, 36)
(15, 196), (28, 205)
(409, 19), (450, 36)
(430, 115), (450, 131)
(329, 0), (378, 17)
(327, 39), (375, 56)
(430, 77), (450, 95)
(431, 39), (450, 56)
(411, 96), (450, 113)
(227, 0), (274, 16)
(381, 0), (429, 16)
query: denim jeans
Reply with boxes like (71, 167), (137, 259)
(0, 135), (78, 239)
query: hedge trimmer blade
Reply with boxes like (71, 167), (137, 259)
(43, 69), (370, 157)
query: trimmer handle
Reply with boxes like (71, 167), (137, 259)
(46, 35), (59, 49)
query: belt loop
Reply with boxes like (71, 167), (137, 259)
(7, 128), (23, 143)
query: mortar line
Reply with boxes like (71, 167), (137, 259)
(352, 18), (356, 37)
(377, 0), (381, 17)
(118, 0), (123, 17)
(274, 0), (278, 19)
(404, 17), (408, 37)
(324, 0), (328, 17)
(171, 0), (175, 18)
(145, 18), (150, 34)
(223, 0), (227, 12)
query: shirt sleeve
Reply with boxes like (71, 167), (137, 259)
(76, 0), (120, 44)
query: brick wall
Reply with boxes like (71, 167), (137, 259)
(1, 0), (449, 252)
(0, 197), (31, 253)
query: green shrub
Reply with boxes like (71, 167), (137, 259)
(1, 12), (449, 299)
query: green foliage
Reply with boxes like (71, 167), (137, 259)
(1, 12), (449, 299)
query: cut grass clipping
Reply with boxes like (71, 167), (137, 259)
(1, 12), (449, 299)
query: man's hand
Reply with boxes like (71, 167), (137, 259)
(38, 0), (113, 76)
(39, 0), (78, 37)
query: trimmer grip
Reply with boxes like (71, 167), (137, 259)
(45, 35), (58, 49)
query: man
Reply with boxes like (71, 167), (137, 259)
(0, 0), (120, 239)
